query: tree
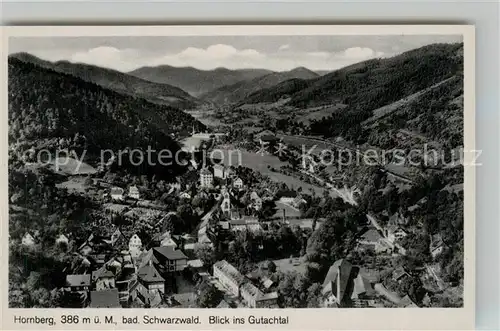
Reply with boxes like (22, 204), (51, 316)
(306, 282), (322, 308)
(196, 281), (223, 308)
(194, 244), (216, 267)
(267, 260), (277, 274)
(278, 271), (311, 308)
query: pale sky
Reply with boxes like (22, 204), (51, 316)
(9, 35), (463, 72)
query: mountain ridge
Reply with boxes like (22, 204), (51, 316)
(201, 66), (319, 105)
(129, 65), (274, 96)
(9, 52), (200, 110)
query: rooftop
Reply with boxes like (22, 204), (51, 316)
(154, 246), (188, 261)
(359, 228), (383, 243)
(66, 274), (91, 287)
(321, 259), (353, 303)
(200, 167), (212, 175)
(110, 187), (124, 195)
(92, 267), (115, 281)
(213, 260), (246, 285)
(90, 289), (121, 308)
(187, 259), (204, 268)
(138, 262), (165, 283)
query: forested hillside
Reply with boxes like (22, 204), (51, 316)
(10, 53), (200, 109)
(130, 65), (273, 96)
(8, 57), (205, 174)
(243, 43), (463, 110)
(202, 67), (319, 105)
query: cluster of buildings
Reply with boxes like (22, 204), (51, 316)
(62, 226), (194, 308)
(213, 260), (278, 308)
(199, 164), (243, 189)
(106, 185), (140, 202)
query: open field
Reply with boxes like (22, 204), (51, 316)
(49, 157), (97, 175)
(274, 201), (302, 219)
(216, 148), (329, 195)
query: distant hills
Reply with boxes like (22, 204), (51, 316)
(241, 43), (464, 110)
(129, 65), (274, 97)
(201, 67), (319, 105)
(10, 53), (200, 110)
(8, 57), (205, 175)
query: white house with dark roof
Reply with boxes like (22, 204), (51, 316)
(249, 191), (262, 211)
(357, 228), (392, 254)
(240, 282), (278, 308)
(200, 167), (214, 188)
(66, 274), (91, 292)
(152, 246), (188, 273)
(128, 185), (140, 200)
(92, 267), (116, 291)
(129, 234), (143, 259)
(110, 187), (124, 201)
(213, 260), (246, 297)
(321, 259), (375, 307)
(233, 177), (244, 189)
(137, 260), (165, 293)
(430, 233), (445, 259)
(55, 234), (69, 246)
(21, 232), (36, 247)
(213, 164), (226, 179)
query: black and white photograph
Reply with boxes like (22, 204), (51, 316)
(6, 28), (469, 312)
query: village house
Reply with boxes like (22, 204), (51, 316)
(78, 241), (93, 256)
(249, 191), (263, 211)
(151, 231), (178, 249)
(260, 276), (274, 290)
(104, 228), (125, 248)
(392, 266), (410, 283)
(385, 225), (408, 244)
(213, 164), (226, 179)
(291, 195), (307, 209)
(134, 282), (163, 308)
(357, 228), (392, 254)
(277, 190), (298, 205)
(128, 185), (140, 200)
(92, 266), (116, 291)
(303, 157), (317, 174)
(55, 234), (69, 246)
(200, 167), (214, 188)
(256, 130), (279, 148)
(90, 288), (121, 308)
(198, 226), (214, 247)
(321, 259), (375, 307)
(66, 274), (91, 292)
(216, 300), (233, 308)
(227, 217), (262, 233)
(151, 246), (188, 273)
(233, 177), (244, 189)
(137, 260), (165, 293)
(213, 260), (246, 297)
(225, 167), (235, 179)
(240, 282), (278, 308)
(110, 187), (124, 201)
(179, 191), (192, 200)
(129, 234), (143, 259)
(187, 259), (204, 271)
(21, 232), (36, 247)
